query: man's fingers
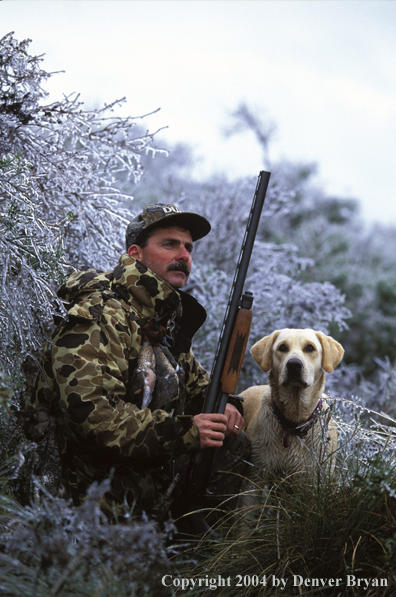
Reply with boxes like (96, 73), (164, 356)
(192, 409), (246, 447)
(192, 413), (228, 448)
(223, 403), (245, 436)
(193, 413), (227, 430)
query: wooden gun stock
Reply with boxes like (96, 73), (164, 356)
(221, 295), (253, 395)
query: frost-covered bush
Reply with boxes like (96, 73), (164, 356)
(0, 32), (161, 388)
(357, 356), (396, 417)
(0, 479), (176, 596)
(0, 152), (66, 389)
(0, 369), (13, 412)
(0, 32), (164, 271)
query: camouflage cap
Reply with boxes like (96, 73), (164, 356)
(125, 203), (211, 250)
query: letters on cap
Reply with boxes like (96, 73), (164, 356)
(162, 206), (181, 214)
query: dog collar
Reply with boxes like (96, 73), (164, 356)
(270, 393), (323, 448)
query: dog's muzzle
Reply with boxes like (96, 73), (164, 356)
(283, 358), (308, 387)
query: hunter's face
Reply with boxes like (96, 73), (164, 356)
(127, 226), (193, 288)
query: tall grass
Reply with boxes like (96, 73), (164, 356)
(176, 402), (396, 596)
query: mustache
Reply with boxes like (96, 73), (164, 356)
(167, 262), (190, 276)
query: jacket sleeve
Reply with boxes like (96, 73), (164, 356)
(182, 348), (210, 415)
(45, 295), (200, 460)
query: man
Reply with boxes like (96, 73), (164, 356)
(27, 203), (249, 522)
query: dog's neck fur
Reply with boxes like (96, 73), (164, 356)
(269, 369), (325, 424)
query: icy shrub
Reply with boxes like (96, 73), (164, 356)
(0, 478), (176, 596)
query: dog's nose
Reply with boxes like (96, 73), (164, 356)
(286, 359), (303, 376)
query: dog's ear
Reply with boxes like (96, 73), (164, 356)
(315, 331), (344, 373)
(251, 331), (281, 372)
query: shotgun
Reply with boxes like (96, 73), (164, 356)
(184, 170), (271, 534)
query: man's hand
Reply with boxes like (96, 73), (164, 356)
(192, 413), (227, 449)
(192, 404), (245, 448)
(224, 403), (245, 437)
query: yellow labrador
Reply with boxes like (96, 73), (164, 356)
(240, 329), (344, 486)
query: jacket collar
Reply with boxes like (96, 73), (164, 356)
(111, 253), (181, 319)
(59, 253), (206, 353)
(112, 254), (206, 352)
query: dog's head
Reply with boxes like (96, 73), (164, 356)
(250, 329), (344, 389)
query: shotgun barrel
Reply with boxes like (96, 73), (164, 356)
(184, 171), (271, 533)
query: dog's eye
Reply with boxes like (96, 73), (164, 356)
(277, 343), (288, 352)
(304, 344), (315, 353)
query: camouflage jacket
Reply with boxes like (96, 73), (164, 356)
(30, 254), (210, 517)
